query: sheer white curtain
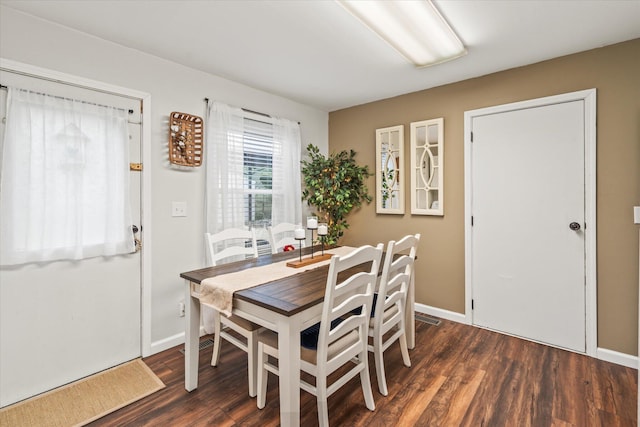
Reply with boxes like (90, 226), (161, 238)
(0, 88), (134, 265)
(272, 117), (302, 226)
(205, 101), (246, 234)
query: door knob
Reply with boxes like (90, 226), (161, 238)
(131, 225), (142, 252)
(569, 222), (581, 231)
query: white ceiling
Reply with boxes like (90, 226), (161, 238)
(2, 0), (639, 111)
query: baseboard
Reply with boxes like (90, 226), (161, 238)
(414, 303), (638, 370)
(149, 326), (207, 355)
(596, 347), (638, 369)
(414, 303), (467, 324)
(150, 332), (184, 355)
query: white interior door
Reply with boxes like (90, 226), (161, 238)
(0, 72), (142, 406)
(470, 100), (587, 353)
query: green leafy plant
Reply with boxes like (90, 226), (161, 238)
(301, 144), (372, 244)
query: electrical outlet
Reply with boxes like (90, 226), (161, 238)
(634, 206), (640, 224)
(172, 201), (187, 217)
(179, 301), (185, 317)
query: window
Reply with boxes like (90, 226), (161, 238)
(243, 118), (275, 254)
(243, 118), (273, 228)
(205, 101), (301, 256)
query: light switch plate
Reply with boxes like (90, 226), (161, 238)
(172, 201), (187, 217)
(634, 206), (640, 224)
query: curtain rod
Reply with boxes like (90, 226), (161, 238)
(0, 67), (141, 102)
(203, 98), (300, 125)
(1, 84), (133, 114)
(204, 97), (270, 118)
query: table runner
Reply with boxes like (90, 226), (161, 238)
(200, 246), (356, 316)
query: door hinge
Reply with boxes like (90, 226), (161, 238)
(471, 216), (474, 226)
(471, 299), (474, 310)
(471, 131), (474, 142)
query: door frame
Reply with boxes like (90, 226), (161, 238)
(0, 58), (154, 357)
(463, 89), (597, 356)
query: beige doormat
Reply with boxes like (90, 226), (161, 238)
(0, 359), (165, 427)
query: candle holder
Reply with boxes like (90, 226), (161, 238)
(294, 236), (305, 263)
(308, 228), (316, 259)
(317, 223), (328, 256)
(286, 219), (332, 268)
(306, 216), (318, 259)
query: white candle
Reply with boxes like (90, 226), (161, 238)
(307, 218), (318, 229)
(317, 225), (328, 236)
(294, 228), (305, 239)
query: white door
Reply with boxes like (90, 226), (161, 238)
(0, 72), (142, 406)
(470, 100), (587, 353)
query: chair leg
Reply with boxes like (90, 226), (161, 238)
(373, 335), (388, 396)
(316, 375), (329, 427)
(360, 348), (376, 411)
(256, 343), (268, 409)
(211, 310), (222, 367)
(247, 331), (258, 397)
(399, 331), (411, 368)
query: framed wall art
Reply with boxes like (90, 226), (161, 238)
(410, 118), (443, 215)
(375, 125), (405, 214)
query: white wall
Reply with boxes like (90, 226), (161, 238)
(0, 6), (328, 353)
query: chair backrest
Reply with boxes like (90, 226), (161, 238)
(373, 234), (420, 328)
(268, 222), (304, 254)
(205, 228), (258, 266)
(316, 244), (384, 368)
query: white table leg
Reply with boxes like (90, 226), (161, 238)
(277, 314), (301, 427)
(185, 280), (201, 391)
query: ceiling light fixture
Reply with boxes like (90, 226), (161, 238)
(337, 0), (466, 67)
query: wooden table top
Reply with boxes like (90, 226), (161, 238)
(180, 246), (373, 317)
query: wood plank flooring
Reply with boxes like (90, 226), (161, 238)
(90, 319), (637, 426)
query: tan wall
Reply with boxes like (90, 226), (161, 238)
(329, 39), (640, 355)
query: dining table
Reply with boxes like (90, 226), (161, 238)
(180, 245), (416, 427)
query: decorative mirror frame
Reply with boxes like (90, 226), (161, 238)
(375, 125), (405, 214)
(410, 118), (444, 216)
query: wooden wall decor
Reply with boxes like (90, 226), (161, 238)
(169, 112), (203, 167)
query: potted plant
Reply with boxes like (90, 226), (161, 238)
(301, 144), (372, 244)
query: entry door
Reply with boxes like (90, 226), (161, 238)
(0, 72), (142, 406)
(470, 100), (586, 353)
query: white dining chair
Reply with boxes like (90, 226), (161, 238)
(267, 222), (304, 254)
(256, 244), (383, 426)
(204, 227), (262, 397)
(368, 233), (420, 396)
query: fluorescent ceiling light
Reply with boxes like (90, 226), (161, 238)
(337, 0), (466, 67)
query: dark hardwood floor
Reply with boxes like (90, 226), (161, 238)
(90, 318), (637, 426)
